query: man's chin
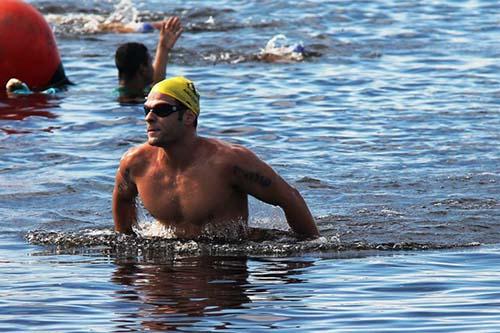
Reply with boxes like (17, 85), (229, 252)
(148, 138), (171, 148)
(147, 137), (160, 146)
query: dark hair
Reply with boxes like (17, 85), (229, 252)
(115, 42), (149, 80)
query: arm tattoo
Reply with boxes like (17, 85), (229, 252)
(118, 168), (133, 194)
(233, 165), (272, 187)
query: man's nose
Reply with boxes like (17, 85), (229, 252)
(145, 110), (156, 122)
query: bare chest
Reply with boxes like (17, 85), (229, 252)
(136, 168), (239, 225)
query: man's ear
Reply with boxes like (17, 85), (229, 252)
(138, 63), (148, 76)
(183, 111), (196, 126)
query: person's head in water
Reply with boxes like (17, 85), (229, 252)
(144, 77), (200, 146)
(115, 42), (153, 94)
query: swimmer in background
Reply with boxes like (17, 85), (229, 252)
(112, 76), (320, 240)
(5, 78), (61, 96)
(5, 60), (71, 95)
(114, 16), (183, 103)
(99, 21), (163, 34)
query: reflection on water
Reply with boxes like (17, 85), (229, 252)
(3, 234), (500, 332)
(110, 255), (313, 331)
(0, 91), (59, 134)
(0, 0), (499, 330)
(0, 92), (58, 120)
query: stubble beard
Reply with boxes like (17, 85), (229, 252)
(147, 133), (174, 148)
(148, 136), (167, 147)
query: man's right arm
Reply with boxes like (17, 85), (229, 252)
(112, 158), (138, 235)
(152, 17), (183, 85)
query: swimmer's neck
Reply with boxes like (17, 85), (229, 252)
(155, 134), (202, 170)
(118, 77), (149, 98)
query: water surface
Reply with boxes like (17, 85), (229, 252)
(0, 0), (499, 331)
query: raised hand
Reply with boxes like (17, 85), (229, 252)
(152, 16), (183, 84)
(158, 16), (183, 51)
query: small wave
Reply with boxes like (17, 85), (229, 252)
(25, 227), (480, 258)
(197, 34), (322, 65)
(432, 198), (498, 210)
(44, 0), (142, 35)
(41, 1), (279, 37)
(137, 219), (252, 241)
(185, 19), (279, 33)
(35, 2), (107, 15)
(297, 177), (334, 189)
(40, 2), (323, 64)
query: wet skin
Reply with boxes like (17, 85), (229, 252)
(113, 93), (320, 239)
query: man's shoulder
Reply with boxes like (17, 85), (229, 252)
(119, 143), (154, 169)
(201, 137), (247, 154)
(200, 137), (257, 166)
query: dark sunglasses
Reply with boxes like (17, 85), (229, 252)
(144, 103), (185, 117)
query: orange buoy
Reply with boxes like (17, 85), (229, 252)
(0, 0), (69, 91)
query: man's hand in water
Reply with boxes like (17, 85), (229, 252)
(152, 16), (183, 84)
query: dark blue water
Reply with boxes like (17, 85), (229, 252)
(1, 0), (499, 331)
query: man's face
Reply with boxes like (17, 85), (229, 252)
(144, 92), (184, 147)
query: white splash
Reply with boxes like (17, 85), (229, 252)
(136, 220), (178, 239)
(259, 34), (305, 62)
(205, 16), (215, 25)
(135, 219), (250, 241)
(103, 0), (139, 25)
(46, 13), (104, 34)
(82, 228), (116, 236)
(46, 0), (141, 34)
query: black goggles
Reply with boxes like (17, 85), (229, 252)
(144, 103), (186, 117)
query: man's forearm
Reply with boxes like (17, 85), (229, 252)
(282, 189), (320, 239)
(152, 48), (169, 84)
(112, 197), (137, 234)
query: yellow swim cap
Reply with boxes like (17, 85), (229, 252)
(150, 77), (200, 115)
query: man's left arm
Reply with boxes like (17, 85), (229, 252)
(230, 147), (320, 239)
(152, 16), (183, 84)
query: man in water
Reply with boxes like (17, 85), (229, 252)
(112, 77), (320, 240)
(114, 16), (182, 103)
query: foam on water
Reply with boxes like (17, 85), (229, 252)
(46, 0), (141, 35)
(136, 219), (251, 240)
(25, 226), (481, 259)
(2, 0), (499, 330)
(103, 0), (138, 25)
(258, 34), (305, 62)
